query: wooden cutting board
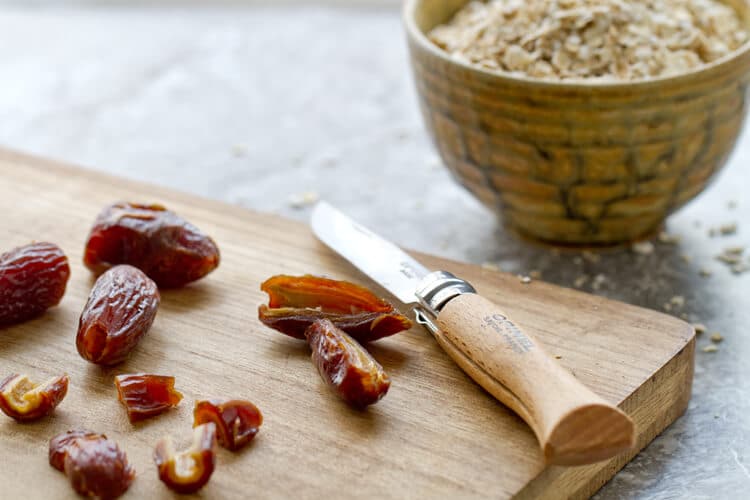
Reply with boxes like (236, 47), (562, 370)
(0, 149), (694, 499)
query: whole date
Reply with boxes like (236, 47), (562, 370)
(77, 265), (160, 366)
(83, 202), (220, 288)
(49, 430), (135, 499)
(0, 242), (70, 326)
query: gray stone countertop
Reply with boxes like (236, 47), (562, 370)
(0, 5), (748, 499)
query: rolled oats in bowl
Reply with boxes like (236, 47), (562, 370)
(429, 0), (749, 81)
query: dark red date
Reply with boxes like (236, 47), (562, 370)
(259, 275), (412, 342)
(306, 319), (391, 409)
(154, 423), (217, 494)
(83, 202), (220, 288)
(49, 430), (135, 499)
(77, 265), (160, 366)
(115, 373), (183, 423)
(0, 373), (69, 421)
(194, 398), (262, 451)
(0, 242), (70, 326)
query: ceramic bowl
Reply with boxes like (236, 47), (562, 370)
(405, 0), (750, 245)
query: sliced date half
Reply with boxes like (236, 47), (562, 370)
(306, 319), (391, 409)
(258, 275), (412, 342)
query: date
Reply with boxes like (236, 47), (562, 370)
(154, 423), (217, 494)
(0, 242), (70, 326)
(83, 202), (220, 288)
(0, 373), (69, 422)
(49, 430), (135, 499)
(305, 319), (391, 408)
(258, 275), (412, 342)
(77, 265), (160, 366)
(115, 374), (183, 423)
(194, 398), (262, 451)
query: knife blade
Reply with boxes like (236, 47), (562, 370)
(311, 201), (635, 466)
(310, 201), (428, 304)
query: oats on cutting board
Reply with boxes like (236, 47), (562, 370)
(429, 0), (749, 81)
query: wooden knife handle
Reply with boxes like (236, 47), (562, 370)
(435, 293), (635, 466)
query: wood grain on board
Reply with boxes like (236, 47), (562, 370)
(0, 149), (694, 499)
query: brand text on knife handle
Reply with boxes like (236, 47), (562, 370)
(482, 314), (533, 354)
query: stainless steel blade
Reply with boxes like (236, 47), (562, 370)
(310, 201), (430, 304)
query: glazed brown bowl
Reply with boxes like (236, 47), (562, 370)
(405, 0), (750, 245)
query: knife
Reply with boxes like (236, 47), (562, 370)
(311, 201), (635, 466)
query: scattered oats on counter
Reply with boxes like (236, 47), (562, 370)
(288, 191), (320, 209)
(670, 295), (685, 308)
(482, 261), (501, 271)
(658, 232), (682, 245)
(231, 144), (248, 157)
(581, 251), (601, 263)
(664, 297), (685, 312)
(710, 332), (724, 343)
(632, 241), (655, 255)
(591, 273), (607, 291)
(716, 250), (743, 265)
(703, 344), (719, 353)
(709, 222), (739, 237)
(429, 0), (749, 81)
(693, 323), (707, 335)
(573, 275), (589, 288)
(717, 255), (742, 265)
(724, 246), (745, 256)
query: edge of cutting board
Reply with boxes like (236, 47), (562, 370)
(0, 148), (696, 499)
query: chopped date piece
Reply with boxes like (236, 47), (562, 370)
(77, 265), (160, 366)
(154, 423), (217, 494)
(306, 319), (391, 409)
(194, 399), (262, 451)
(0, 242), (70, 326)
(49, 430), (135, 500)
(259, 275), (412, 342)
(115, 374), (183, 423)
(0, 373), (69, 422)
(83, 202), (220, 288)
